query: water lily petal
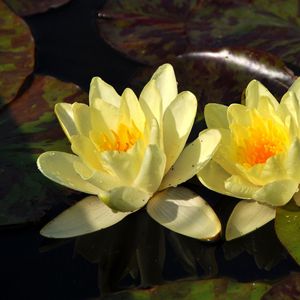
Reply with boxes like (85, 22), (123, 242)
(160, 129), (221, 190)
(204, 103), (229, 129)
(121, 88), (145, 132)
(227, 104), (252, 126)
(139, 79), (163, 126)
(55, 103), (78, 140)
(37, 151), (101, 194)
(72, 103), (91, 136)
(71, 135), (102, 170)
(224, 175), (258, 199)
(151, 63), (177, 112)
(253, 179), (298, 206)
(288, 77), (300, 100)
(245, 80), (278, 109)
(285, 138), (300, 181)
(89, 77), (120, 107)
(197, 160), (233, 196)
(226, 200), (276, 241)
(147, 187), (221, 240)
(134, 144), (166, 194)
(40, 196), (130, 238)
(101, 186), (150, 212)
(163, 91), (197, 173)
(293, 189), (300, 206)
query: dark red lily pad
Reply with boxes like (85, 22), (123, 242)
(98, 0), (300, 66)
(0, 0), (34, 108)
(130, 48), (295, 121)
(262, 273), (300, 300)
(0, 75), (88, 225)
(4, 0), (71, 16)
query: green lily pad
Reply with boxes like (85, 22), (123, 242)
(275, 202), (300, 265)
(4, 0), (71, 16)
(98, 0), (300, 66)
(0, 75), (88, 225)
(102, 278), (270, 300)
(0, 0), (34, 108)
(130, 48), (295, 121)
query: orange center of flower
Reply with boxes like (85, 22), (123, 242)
(232, 112), (289, 167)
(99, 123), (141, 152)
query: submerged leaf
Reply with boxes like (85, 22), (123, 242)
(0, 0), (34, 108)
(0, 75), (87, 225)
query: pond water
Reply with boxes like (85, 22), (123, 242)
(2, 0), (300, 299)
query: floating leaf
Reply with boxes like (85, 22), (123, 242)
(4, 0), (71, 16)
(0, 75), (87, 225)
(262, 273), (300, 300)
(0, 0), (34, 108)
(98, 0), (300, 67)
(102, 278), (270, 300)
(275, 202), (300, 265)
(131, 48), (295, 121)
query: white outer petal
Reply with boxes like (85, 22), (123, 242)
(147, 187), (221, 240)
(37, 151), (101, 194)
(40, 196), (130, 238)
(160, 129), (221, 190)
(226, 200), (276, 241)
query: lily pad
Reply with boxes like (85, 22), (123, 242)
(262, 273), (300, 300)
(130, 48), (295, 121)
(0, 0), (34, 108)
(275, 202), (300, 265)
(0, 75), (88, 225)
(98, 0), (300, 66)
(102, 278), (270, 300)
(4, 0), (71, 16)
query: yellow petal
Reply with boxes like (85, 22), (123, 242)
(121, 88), (145, 132)
(245, 80), (278, 109)
(288, 77), (300, 100)
(89, 77), (120, 107)
(285, 138), (300, 181)
(55, 103), (78, 140)
(37, 151), (101, 194)
(253, 179), (298, 206)
(40, 196), (130, 238)
(139, 79), (163, 126)
(72, 103), (91, 136)
(147, 187), (221, 240)
(224, 175), (258, 199)
(100, 186), (150, 212)
(160, 129), (221, 190)
(204, 103), (229, 129)
(133, 144), (166, 194)
(163, 91), (197, 173)
(226, 200), (276, 241)
(197, 160), (233, 196)
(151, 63), (178, 112)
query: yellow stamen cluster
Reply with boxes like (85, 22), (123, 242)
(99, 123), (141, 152)
(231, 112), (290, 167)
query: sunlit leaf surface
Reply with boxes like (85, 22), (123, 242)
(275, 202), (300, 265)
(0, 0), (34, 108)
(98, 0), (300, 66)
(4, 0), (71, 16)
(131, 48), (295, 120)
(0, 75), (87, 225)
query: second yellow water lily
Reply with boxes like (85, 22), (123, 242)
(37, 64), (221, 240)
(198, 78), (300, 240)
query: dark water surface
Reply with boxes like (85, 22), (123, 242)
(2, 1), (300, 299)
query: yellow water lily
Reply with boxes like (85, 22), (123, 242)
(37, 64), (221, 240)
(198, 79), (300, 240)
